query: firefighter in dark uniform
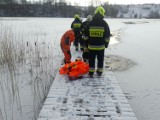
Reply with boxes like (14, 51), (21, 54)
(84, 6), (110, 77)
(71, 14), (83, 51)
(82, 15), (92, 31)
(82, 15), (92, 62)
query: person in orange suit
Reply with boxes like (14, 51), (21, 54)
(60, 29), (75, 64)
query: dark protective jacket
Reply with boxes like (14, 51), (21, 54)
(71, 18), (83, 32)
(84, 13), (110, 50)
(82, 20), (91, 34)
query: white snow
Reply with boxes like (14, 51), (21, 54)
(117, 4), (160, 18)
(0, 18), (160, 120)
(38, 50), (137, 119)
(107, 19), (160, 120)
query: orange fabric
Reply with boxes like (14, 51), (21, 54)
(59, 63), (71, 74)
(59, 61), (89, 77)
(61, 30), (75, 51)
(63, 51), (71, 63)
(61, 30), (75, 63)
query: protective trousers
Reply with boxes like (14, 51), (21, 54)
(61, 44), (71, 64)
(89, 50), (104, 75)
(74, 31), (83, 51)
(63, 51), (71, 64)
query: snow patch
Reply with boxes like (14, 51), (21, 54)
(105, 55), (136, 72)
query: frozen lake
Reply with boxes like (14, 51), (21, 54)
(107, 19), (160, 120)
(0, 18), (160, 120)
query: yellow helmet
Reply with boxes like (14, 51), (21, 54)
(95, 6), (105, 17)
(74, 14), (80, 19)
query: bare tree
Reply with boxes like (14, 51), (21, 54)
(0, 0), (15, 4)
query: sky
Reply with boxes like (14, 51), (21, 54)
(27, 0), (160, 6)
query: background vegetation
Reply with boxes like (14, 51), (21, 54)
(0, 0), (119, 17)
(1, 0), (159, 18)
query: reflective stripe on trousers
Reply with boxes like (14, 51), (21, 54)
(89, 50), (104, 73)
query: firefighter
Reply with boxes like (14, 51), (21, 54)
(71, 14), (83, 51)
(60, 29), (75, 64)
(84, 6), (110, 77)
(82, 15), (92, 62)
(82, 15), (92, 32)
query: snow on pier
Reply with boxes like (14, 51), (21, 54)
(38, 68), (137, 120)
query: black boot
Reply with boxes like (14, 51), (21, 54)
(96, 71), (102, 76)
(75, 48), (78, 51)
(89, 72), (94, 78)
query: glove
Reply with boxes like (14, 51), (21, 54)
(105, 44), (108, 48)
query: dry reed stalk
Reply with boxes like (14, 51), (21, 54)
(0, 23), (22, 120)
(0, 108), (4, 120)
(0, 21), (63, 120)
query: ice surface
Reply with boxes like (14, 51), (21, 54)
(0, 18), (160, 120)
(107, 19), (160, 120)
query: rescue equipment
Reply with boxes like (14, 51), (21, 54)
(59, 59), (89, 80)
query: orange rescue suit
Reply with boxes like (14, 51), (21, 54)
(60, 30), (75, 64)
(59, 60), (89, 79)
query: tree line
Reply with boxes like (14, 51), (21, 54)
(0, 0), (119, 17)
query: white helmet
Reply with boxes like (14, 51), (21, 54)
(79, 17), (83, 21)
(87, 15), (92, 21)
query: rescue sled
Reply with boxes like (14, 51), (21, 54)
(59, 58), (89, 80)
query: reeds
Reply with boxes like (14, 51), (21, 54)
(0, 22), (63, 120)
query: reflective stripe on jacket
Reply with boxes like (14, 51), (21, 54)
(84, 13), (110, 50)
(71, 18), (83, 32)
